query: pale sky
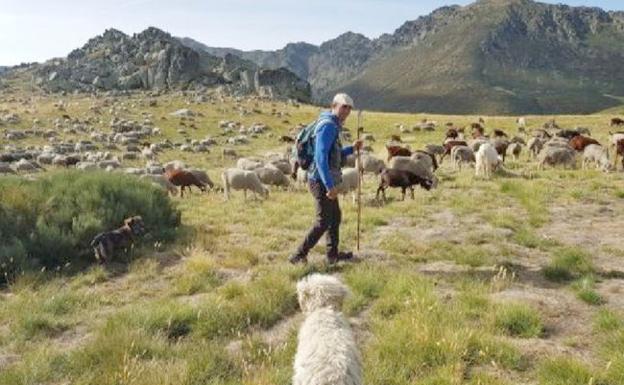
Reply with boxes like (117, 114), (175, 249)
(1, 0), (622, 66)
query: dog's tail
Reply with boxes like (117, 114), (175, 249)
(90, 233), (104, 247)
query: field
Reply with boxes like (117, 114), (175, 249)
(2, 81), (624, 384)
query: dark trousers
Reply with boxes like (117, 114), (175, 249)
(295, 179), (341, 259)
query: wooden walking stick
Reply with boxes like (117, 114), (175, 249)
(356, 110), (363, 253)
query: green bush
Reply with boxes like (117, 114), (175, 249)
(0, 171), (180, 280)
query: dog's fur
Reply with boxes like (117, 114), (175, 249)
(293, 274), (362, 385)
(90, 216), (145, 263)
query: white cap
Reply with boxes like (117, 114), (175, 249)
(332, 93), (354, 108)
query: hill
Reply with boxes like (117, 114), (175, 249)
(188, 0), (624, 114)
(29, 27), (311, 101)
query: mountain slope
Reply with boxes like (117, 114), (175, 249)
(189, 0), (624, 114)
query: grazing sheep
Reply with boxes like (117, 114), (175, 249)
(615, 138), (624, 170)
(335, 168), (359, 204)
(445, 128), (459, 140)
(164, 160), (186, 172)
(236, 157), (264, 171)
(410, 150), (438, 172)
(222, 168), (269, 200)
(507, 142), (522, 161)
(582, 144), (611, 172)
(555, 129), (581, 140)
(609, 132), (624, 154)
(424, 144), (444, 160)
(188, 169), (215, 190)
(385, 144), (411, 161)
(355, 153), (385, 175)
(468, 138), (489, 153)
(0, 162), (16, 174)
(451, 145), (475, 170)
(538, 146), (577, 170)
(516, 117), (527, 128)
(569, 135), (600, 152)
(492, 129), (508, 138)
(545, 137), (571, 148)
(440, 140), (468, 163)
(269, 159), (292, 175)
(376, 168), (433, 201)
(165, 169), (207, 197)
(492, 139), (509, 163)
(475, 142), (500, 179)
(254, 165), (290, 187)
(222, 148), (237, 159)
(140, 174), (178, 195)
(610, 118), (624, 127)
(388, 156), (438, 188)
(293, 274), (362, 385)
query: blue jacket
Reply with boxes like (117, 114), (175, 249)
(308, 111), (354, 189)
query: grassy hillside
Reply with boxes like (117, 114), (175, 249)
(2, 81), (624, 384)
(337, 0), (624, 115)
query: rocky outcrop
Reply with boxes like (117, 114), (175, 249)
(32, 27), (310, 101)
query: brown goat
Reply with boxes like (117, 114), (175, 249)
(164, 169), (207, 197)
(615, 138), (624, 170)
(445, 128), (459, 139)
(386, 145), (412, 161)
(610, 117), (624, 127)
(569, 135), (600, 152)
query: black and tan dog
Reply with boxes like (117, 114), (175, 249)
(90, 216), (145, 263)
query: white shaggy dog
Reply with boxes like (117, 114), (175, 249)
(293, 274), (362, 385)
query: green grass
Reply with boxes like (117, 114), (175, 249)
(2, 90), (624, 384)
(537, 357), (596, 385)
(494, 303), (544, 338)
(543, 247), (595, 282)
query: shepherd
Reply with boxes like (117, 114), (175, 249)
(289, 93), (363, 265)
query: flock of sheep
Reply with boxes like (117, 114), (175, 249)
(2, 92), (624, 204)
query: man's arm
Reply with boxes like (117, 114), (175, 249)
(314, 122), (337, 190)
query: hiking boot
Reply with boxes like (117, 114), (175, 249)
(288, 254), (307, 265)
(327, 251), (354, 265)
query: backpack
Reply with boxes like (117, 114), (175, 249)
(293, 118), (333, 170)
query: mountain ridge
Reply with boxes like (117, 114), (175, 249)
(181, 0), (624, 114)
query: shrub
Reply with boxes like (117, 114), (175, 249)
(0, 171), (180, 281)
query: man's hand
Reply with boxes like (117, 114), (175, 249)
(353, 140), (364, 152)
(326, 187), (339, 200)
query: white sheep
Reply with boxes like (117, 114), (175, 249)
(293, 274), (362, 385)
(254, 165), (290, 188)
(355, 153), (385, 175)
(335, 167), (359, 204)
(582, 144), (611, 172)
(537, 146), (577, 170)
(222, 168), (269, 200)
(388, 156), (438, 188)
(475, 142), (500, 179)
(236, 157), (264, 171)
